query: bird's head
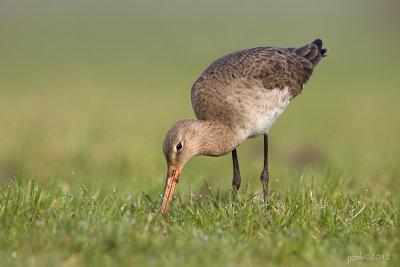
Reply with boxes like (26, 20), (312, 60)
(161, 119), (201, 214)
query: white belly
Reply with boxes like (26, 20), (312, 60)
(244, 86), (292, 138)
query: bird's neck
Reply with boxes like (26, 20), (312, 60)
(195, 120), (243, 157)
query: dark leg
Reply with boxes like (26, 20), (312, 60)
(260, 134), (269, 203)
(231, 149), (241, 199)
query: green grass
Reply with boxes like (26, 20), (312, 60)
(1, 178), (398, 266)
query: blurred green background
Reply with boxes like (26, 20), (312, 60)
(0, 0), (399, 197)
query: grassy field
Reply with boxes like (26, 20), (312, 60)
(1, 0), (400, 266)
(0, 178), (398, 266)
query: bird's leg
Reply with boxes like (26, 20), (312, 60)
(231, 149), (241, 199)
(260, 134), (269, 203)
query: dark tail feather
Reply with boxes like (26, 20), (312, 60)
(312, 39), (328, 57)
(295, 39), (328, 67)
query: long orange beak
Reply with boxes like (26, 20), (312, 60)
(161, 164), (182, 214)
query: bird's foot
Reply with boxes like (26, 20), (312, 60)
(260, 169), (269, 208)
(231, 175), (241, 200)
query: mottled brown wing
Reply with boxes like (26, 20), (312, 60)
(191, 40), (328, 120)
(238, 47), (314, 98)
(192, 40), (325, 100)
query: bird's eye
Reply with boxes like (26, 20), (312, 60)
(176, 142), (182, 150)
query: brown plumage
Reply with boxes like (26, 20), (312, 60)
(161, 39), (328, 213)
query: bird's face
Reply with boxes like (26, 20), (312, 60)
(161, 120), (199, 213)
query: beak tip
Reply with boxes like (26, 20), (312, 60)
(161, 201), (168, 214)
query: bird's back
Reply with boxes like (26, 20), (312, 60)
(191, 39), (327, 137)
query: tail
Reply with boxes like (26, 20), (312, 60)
(294, 39), (328, 67)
